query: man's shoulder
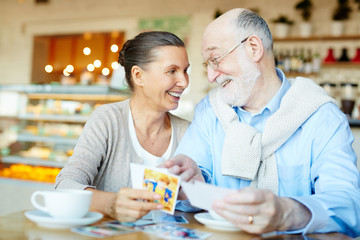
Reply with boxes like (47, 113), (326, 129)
(191, 94), (220, 127)
(304, 101), (346, 130)
(195, 94), (212, 111)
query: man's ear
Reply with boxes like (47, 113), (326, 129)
(245, 35), (263, 62)
(131, 65), (145, 87)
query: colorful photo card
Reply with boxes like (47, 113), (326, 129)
(130, 163), (180, 215)
(143, 167), (180, 215)
(136, 223), (212, 239)
(71, 225), (137, 238)
(103, 219), (155, 228)
(161, 215), (189, 224)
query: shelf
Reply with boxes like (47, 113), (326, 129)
(17, 134), (78, 145)
(274, 35), (360, 42)
(0, 115), (20, 120)
(18, 114), (89, 123)
(349, 119), (360, 127)
(0, 85), (131, 95)
(2, 156), (66, 168)
(322, 62), (360, 68)
(26, 93), (128, 101)
(0, 177), (54, 186)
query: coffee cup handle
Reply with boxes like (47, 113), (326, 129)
(31, 191), (47, 213)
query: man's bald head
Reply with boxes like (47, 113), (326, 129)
(202, 8), (273, 56)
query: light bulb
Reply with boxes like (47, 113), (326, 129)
(66, 65), (74, 73)
(111, 61), (119, 69)
(87, 64), (95, 72)
(111, 44), (119, 53)
(102, 68), (110, 76)
(63, 69), (70, 76)
(83, 47), (91, 55)
(94, 60), (101, 68)
(45, 65), (53, 73)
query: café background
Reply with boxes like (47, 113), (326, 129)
(1, 0), (360, 216)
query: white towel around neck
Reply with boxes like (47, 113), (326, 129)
(209, 77), (336, 194)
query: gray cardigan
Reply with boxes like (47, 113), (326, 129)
(55, 99), (189, 192)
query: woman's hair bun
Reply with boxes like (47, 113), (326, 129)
(118, 49), (125, 66)
(118, 40), (131, 66)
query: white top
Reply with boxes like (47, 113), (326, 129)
(128, 108), (173, 167)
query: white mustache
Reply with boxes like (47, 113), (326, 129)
(215, 75), (235, 85)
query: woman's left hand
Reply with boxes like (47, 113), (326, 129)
(113, 188), (163, 222)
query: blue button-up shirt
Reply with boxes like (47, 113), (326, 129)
(175, 69), (360, 237)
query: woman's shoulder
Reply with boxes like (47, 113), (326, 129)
(92, 99), (130, 116)
(168, 113), (190, 141)
(85, 99), (130, 128)
(168, 113), (190, 129)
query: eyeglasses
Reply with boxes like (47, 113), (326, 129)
(202, 36), (249, 71)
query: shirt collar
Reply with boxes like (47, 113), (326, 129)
(266, 68), (290, 114)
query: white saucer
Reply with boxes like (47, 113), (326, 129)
(25, 210), (103, 229)
(194, 213), (240, 231)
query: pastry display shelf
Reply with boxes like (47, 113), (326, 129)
(0, 84), (130, 95)
(26, 93), (128, 102)
(0, 176), (54, 186)
(0, 85), (131, 187)
(18, 114), (89, 123)
(2, 156), (66, 168)
(17, 133), (78, 145)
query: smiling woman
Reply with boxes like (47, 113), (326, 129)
(55, 31), (190, 223)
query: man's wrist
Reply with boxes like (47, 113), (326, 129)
(279, 197), (312, 231)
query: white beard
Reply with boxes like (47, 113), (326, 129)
(218, 53), (261, 107)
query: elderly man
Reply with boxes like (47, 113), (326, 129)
(163, 8), (360, 237)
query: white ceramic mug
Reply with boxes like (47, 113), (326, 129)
(31, 189), (93, 218)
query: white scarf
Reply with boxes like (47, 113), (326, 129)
(209, 77), (336, 194)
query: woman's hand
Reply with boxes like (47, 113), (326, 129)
(112, 188), (163, 222)
(86, 187), (163, 223)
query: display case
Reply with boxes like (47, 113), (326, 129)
(0, 85), (130, 183)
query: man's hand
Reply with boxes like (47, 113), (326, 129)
(160, 154), (204, 183)
(211, 187), (311, 234)
(159, 154), (205, 199)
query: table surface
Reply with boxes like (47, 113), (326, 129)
(0, 210), (354, 240)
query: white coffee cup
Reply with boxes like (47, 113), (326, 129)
(31, 189), (93, 218)
(208, 209), (227, 221)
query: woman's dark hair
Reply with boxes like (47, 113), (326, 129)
(118, 31), (185, 91)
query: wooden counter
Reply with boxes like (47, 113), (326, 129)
(0, 210), (353, 240)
